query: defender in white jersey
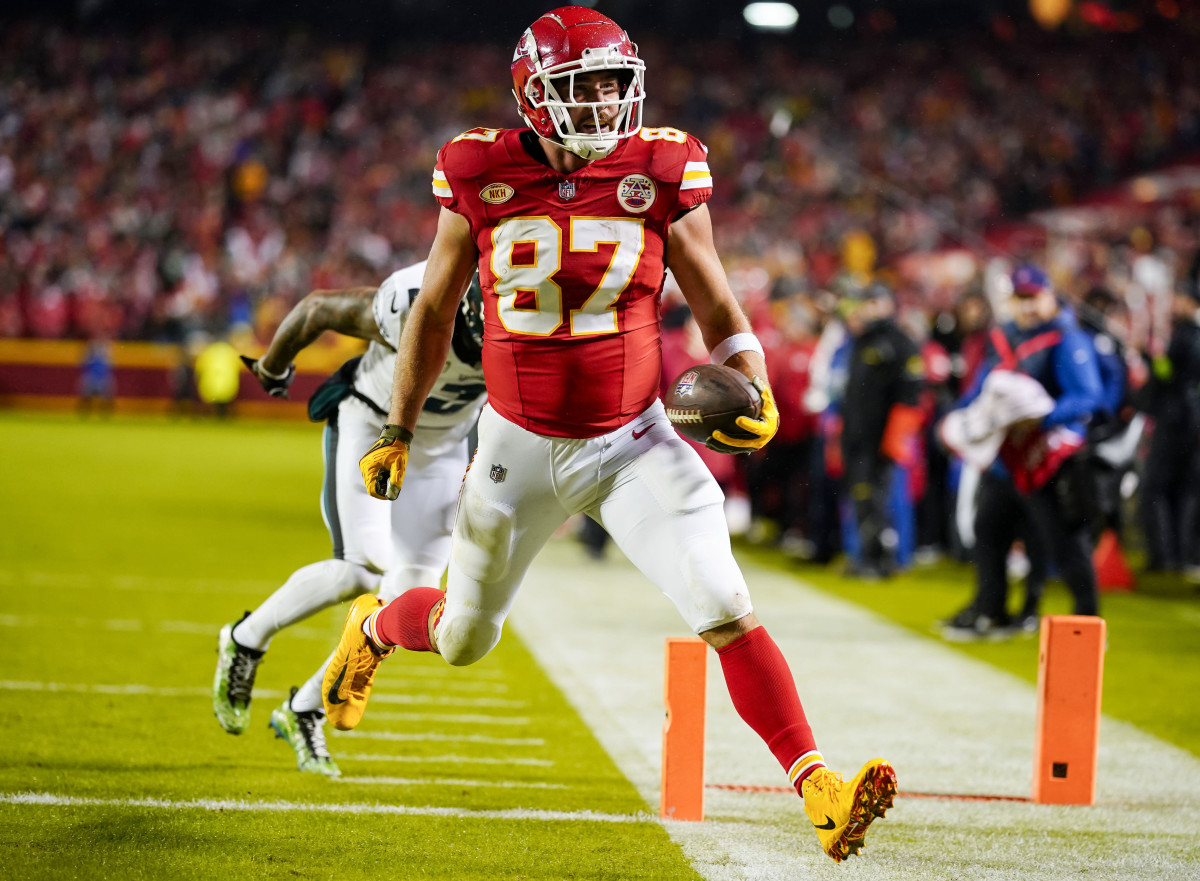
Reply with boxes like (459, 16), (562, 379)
(212, 262), (486, 775)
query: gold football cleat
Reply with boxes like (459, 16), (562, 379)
(801, 758), (898, 862)
(321, 594), (395, 730)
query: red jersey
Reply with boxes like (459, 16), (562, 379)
(432, 126), (713, 437)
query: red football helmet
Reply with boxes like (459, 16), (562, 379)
(511, 6), (646, 160)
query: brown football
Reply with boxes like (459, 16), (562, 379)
(665, 364), (762, 447)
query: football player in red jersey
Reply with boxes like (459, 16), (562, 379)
(330, 6), (896, 862)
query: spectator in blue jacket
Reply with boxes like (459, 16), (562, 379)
(1078, 287), (1140, 538)
(942, 263), (1104, 639)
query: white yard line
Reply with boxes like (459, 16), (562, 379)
(0, 681), (519, 709)
(0, 681), (287, 699)
(347, 693), (526, 709)
(339, 753), (553, 767)
(0, 570), (278, 596)
(509, 538), (1200, 881)
(336, 776), (567, 789)
(362, 711), (531, 725)
(329, 730), (545, 747)
(0, 792), (643, 824)
(0, 615), (331, 641)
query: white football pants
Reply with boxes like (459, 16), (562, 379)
(435, 400), (752, 666)
(323, 395), (466, 596)
(237, 394), (470, 711)
(238, 398), (468, 657)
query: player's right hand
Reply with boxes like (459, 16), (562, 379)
(709, 376), (779, 454)
(239, 355), (296, 399)
(360, 424), (414, 500)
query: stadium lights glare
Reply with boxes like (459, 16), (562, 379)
(743, 2), (801, 32)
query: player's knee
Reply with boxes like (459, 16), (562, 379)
(679, 536), (751, 626)
(453, 494), (515, 584)
(435, 610), (502, 667)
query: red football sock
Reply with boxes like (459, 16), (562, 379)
(716, 626), (825, 794)
(371, 587), (444, 653)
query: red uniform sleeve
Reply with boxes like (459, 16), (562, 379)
(676, 134), (713, 211)
(432, 128), (506, 214)
(432, 147), (457, 212)
(644, 130), (713, 214)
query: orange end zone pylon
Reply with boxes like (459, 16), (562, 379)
(1093, 529), (1135, 592)
(661, 637), (707, 821)
(1032, 615), (1106, 805)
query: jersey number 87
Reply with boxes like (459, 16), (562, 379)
(490, 216), (645, 338)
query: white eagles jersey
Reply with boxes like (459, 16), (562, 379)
(355, 261), (486, 444)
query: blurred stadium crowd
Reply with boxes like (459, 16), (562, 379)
(1, 15), (1198, 340)
(3, 10), (1200, 598)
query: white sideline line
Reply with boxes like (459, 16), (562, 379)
(364, 712), (531, 726)
(340, 753), (554, 768)
(0, 792), (648, 825)
(0, 681), (516, 709)
(332, 730), (545, 747)
(337, 776), (567, 790)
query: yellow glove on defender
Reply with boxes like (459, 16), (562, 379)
(708, 376), (779, 453)
(360, 424), (413, 500)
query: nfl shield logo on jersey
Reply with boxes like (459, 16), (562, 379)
(489, 464), (507, 484)
(558, 180), (576, 201)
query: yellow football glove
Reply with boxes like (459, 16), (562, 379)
(709, 376), (779, 454)
(360, 424), (413, 500)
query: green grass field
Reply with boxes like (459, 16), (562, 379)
(2, 411), (1198, 879)
(0, 413), (699, 880)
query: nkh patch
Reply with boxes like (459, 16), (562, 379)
(557, 180), (576, 201)
(479, 183), (515, 204)
(489, 464), (507, 484)
(675, 370), (698, 395)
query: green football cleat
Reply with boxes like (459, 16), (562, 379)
(269, 688), (340, 777)
(212, 613), (264, 735)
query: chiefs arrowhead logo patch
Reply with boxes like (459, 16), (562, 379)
(617, 174), (656, 214)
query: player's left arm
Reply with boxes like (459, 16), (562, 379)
(244, 287), (385, 397)
(666, 203), (778, 451)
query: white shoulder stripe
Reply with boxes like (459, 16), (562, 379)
(433, 169), (449, 182)
(679, 175), (713, 192)
(683, 161), (710, 173)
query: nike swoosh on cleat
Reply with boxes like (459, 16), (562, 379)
(815, 815), (837, 830)
(326, 665), (348, 705)
(632, 426), (650, 440)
